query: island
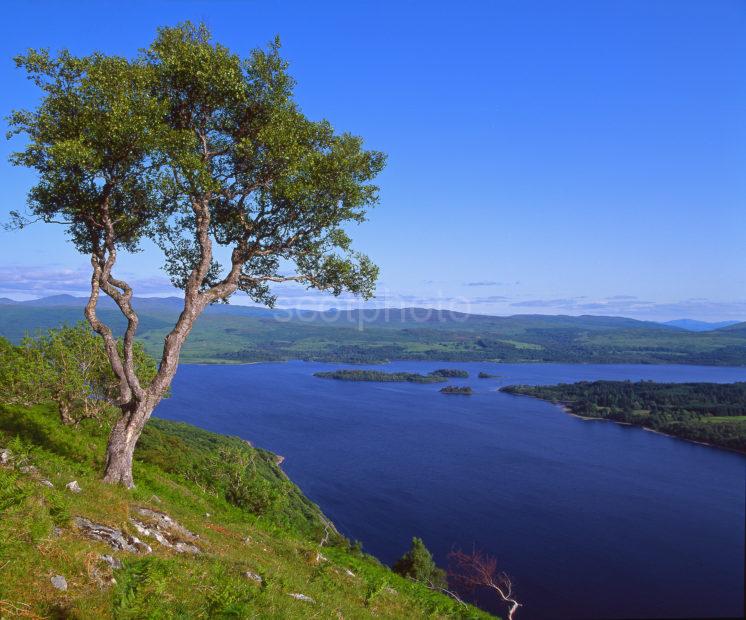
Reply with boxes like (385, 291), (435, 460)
(430, 369), (469, 378)
(501, 380), (746, 453)
(314, 369), (446, 383)
(440, 386), (473, 395)
(478, 372), (498, 379)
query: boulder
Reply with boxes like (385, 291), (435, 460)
(65, 480), (82, 493)
(288, 593), (315, 603)
(244, 570), (263, 584)
(50, 575), (67, 591)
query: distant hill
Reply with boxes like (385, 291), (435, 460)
(1, 296), (745, 365)
(663, 319), (741, 332)
(1, 296), (665, 329)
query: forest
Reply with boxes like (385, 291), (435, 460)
(501, 381), (746, 452)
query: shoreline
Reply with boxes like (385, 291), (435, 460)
(542, 399), (744, 456)
(177, 358), (746, 369)
(502, 391), (745, 456)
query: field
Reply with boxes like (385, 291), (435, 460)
(1, 297), (746, 365)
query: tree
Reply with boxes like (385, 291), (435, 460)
(7, 22), (385, 487)
(448, 548), (521, 620)
(0, 324), (156, 425)
(0, 337), (46, 408)
(30, 323), (157, 425)
(392, 537), (448, 589)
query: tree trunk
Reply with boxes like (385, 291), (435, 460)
(102, 400), (154, 488)
(58, 400), (74, 426)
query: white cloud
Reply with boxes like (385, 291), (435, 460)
(1, 264), (743, 322)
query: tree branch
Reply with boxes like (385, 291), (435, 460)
(84, 252), (131, 405)
(95, 204), (144, 401)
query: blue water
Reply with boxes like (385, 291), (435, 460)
(155, 362), (746, 619)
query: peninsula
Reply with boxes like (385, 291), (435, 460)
(501, 380), (746, 453)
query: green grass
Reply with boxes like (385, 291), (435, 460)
(701, 416), (746, 424)
(0, 402), (492, 619)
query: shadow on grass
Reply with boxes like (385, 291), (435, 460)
(0, 404), (107, 468)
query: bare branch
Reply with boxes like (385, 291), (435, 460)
(448, 548), (521, 620)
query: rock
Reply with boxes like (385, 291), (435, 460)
(65, 480), (82, 493)
(51, 575), (67, 591)
(128, 508), (200, 554)
(274, 454), (285, 466)
(174, 541), (200, 554)
(134, 507), (198, 541)
(244, 570), (263, 584)
(74, 516), (152, 554)
(343, 568), (355, 577)
(40, 479), (54, 488)
(100, 554), (122, 570)
(288, 593), (315, 603)
(0, 449), (11, 465)
(383, 586), (398, 595)
(90, 555), (121, 588)
(129, 519), (168, 546)
(52, 527), (63, 538)
(20, 465), (38, 475)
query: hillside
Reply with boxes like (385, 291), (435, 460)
(662, 319), (741, 332)
(1, 297), (745, 365)
(0, 403), (490, 619)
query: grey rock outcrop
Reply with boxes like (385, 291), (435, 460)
(74, 516), (152, 554)
(128, 507), (200, 554)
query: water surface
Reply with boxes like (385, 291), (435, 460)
(156, 362), (746, 619)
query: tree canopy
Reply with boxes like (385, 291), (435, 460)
(7, 21), (386, 486)
(8, 22), (384, 306)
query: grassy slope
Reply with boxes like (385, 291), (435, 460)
(2, 304), (746, 365)
(0, 403), (491, 619)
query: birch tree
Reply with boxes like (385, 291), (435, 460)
(8, 22), (384, 486)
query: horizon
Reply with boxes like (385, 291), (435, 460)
(1, 1), (744, 321)
(0, 292), (741, 326)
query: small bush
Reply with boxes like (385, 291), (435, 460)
(392, 537), (447, 589)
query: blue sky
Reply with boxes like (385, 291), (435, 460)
(0, 0), (744, 320)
